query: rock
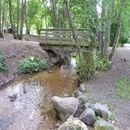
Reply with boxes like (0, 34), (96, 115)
(50, 57), (58, 64)
(58, 116), (88, 130)
(77, 94), (89, 104)
(73, 89), (83, 98)
(84, 102), (93, 109)
(79, 83), (86, 93)
(92, 103), (112, 120)
(8, 93), (17, 102)
(94, 119), (119, 130)
(51, 96), (79, 121)
(79, 108), (96, 126)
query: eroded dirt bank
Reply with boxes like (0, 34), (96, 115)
(0, 38), (48, 87)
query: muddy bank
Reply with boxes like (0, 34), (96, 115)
(0, 68), (76, 130)
(0, 38), (48, 87)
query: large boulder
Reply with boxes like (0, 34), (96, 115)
(58, 116), (88, 130)
(92, 103), (112, 120)
(51, 96), (79, 121)
(94, 119), (119, 130)
(79, 108), (97, 126)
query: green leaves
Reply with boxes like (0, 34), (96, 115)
(96, 56), (111, 71)
(19, 56), (48, 74)
(0, 51), (8, 72)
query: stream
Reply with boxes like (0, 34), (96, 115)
(0, 66), (77, 130)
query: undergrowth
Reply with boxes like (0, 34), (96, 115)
(96, 56), (111, 71)
(0, 51), (8, 72)
(19, 56), (48, 74)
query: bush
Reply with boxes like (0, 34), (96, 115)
(0, 51), (8, 72)
(119, 36), (128, 47)
(96, 56), (111, 71)
(19, 56), (48, 74)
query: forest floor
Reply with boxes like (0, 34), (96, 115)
(0, 33), (130, 130)
(83, 47), (130, 130)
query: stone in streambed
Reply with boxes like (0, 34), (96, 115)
(92, 103), (112, 120)
(51, 96), (79, 121)
(58, 116), (88, 130)
(79, 108), (97, 126)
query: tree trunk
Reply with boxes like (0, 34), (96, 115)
(109, 14), (122, 60)
(19, 0), (26, 40)
(25, 0), (30, 35)
(8, 0), (16, 39)
(50, 0), (58, 27)
(109, 0), (123, 60)
(0, 0), (3, 38)
(63, 0), (78, 43)
(100, 0), (106, 56)
(16, 0), (20, 38)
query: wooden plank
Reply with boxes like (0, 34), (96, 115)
(41, 28), (88, 31)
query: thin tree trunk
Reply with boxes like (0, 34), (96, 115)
(63, 0), (78, 43)
(19, 0), (26, 40)
(109, 14), (122, 60)
(109, 0), (123, 60)
(50, 0), (58, 27)
(105, 20), (111, 56)
(100, 0), (106, 56)
(25, 0), (30, 35)
(0, 0), (3, 38)
(16, 0), (20, 38)
(8, 0), (16, 39)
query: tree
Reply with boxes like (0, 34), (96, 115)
(109, 0), (124, 60)
(0, 0), (4, 38)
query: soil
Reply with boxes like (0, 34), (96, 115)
(83, 47), (130, 130)
(0, 34), (48, 87)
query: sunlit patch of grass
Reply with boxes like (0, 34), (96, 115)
(115, 77), (130, 99)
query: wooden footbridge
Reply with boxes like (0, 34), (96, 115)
(39, 28), (89, 50)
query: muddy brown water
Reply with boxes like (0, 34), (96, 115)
(0, 68), (76, 130)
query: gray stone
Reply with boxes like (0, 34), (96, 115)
(94, 119), (119, 130)
(79, 108), (96, 126)
(58, 116), (88, 130)
(79, 83), (86, 93)
(92, 103), (112, 120)
(73, 90), (83, 98)
(51, 96), (79, 121)
(8, 93), (17, 102)
(84, 102), (92, 109)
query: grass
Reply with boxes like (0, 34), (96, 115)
(115, 76), (130, 99)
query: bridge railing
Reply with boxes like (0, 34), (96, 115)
(40, 28), (88, 45)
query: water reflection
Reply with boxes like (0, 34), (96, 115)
(0, 68), (76, 130)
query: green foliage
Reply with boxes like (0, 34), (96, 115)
(119, 36), (128, 46)
(19, 56), (48, 74)
(76, 49), (97, 81)
(0, 52), (8, 72)
(115, 77), (130, 99)
(96, 56), (111, 71)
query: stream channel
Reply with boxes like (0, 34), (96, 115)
(0, 58), (77, 130)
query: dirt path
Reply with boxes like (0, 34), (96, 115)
(83, 47), (130, 130)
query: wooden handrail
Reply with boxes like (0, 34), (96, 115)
(41, 28), (88, 31)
